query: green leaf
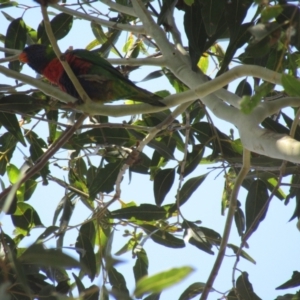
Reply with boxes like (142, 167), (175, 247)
(26, 131), (49, 185)
(108, 267), (130, 297)
(133, 248), (148, 284)
(178, 174), (207, 208)
(236, 272), (262, 300)
(6, 163), (20, 184)
(141, 224), (185, 248)
(5, 17), (27, 71)
(0, 1), (18, 9)
(276, 271), (300, 290)
(134, 267), (194, 297)
(35, 226), (59, 243)
(69, 128), (131, 149)
(0, 94), (45, 115)
(261, 5), (283, 22)
(245, 179), (269, 233)
(179, 282), (206, 300)
(11, 202), (43, 235)
(0, 133), (17, 176)
(154, 168), (175, 206)
(234, 207), (245, 236)
(110, 204), (167, 221)
(235, 79), (252, 97)
(46, 109), (58, 144)
(282, 74), (300, 97)
(89, 161), (121, 199)
(0, 112), (26, 146)
(227, 244), (256, 264)
(37, 13), (73, 45)
(72, 273), (85, 294)
(19, 244), (88, 272)
(179, 144), (204, 178)
(201, 0), (225, 36)
(183, 0), (207, 70)
(91, 21), (107, 44)
(75, 230), (96, 281)
(24, 179), (37, 201)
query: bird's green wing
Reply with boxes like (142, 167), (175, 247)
(71, 49), (135, 85)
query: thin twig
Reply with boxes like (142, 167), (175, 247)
(200, 149), (251, 300)
(0, 114), (87, 208)
(51, 3), (146, 34)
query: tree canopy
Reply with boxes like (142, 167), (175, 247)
(1, 0), (300, 299)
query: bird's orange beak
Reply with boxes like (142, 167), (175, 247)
(19, 52), (28, 63)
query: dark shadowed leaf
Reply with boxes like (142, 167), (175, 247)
(89, 161), (121, 198)
(130, 152), (151, 174)
(82, 284), (100, 300)
(75, 222), (96, 281)
(235, 79), (252, 97)
(25, 130), (49, 185)
(37, 13), (73, 45)
(178, 144), (204, 177)
(0, 2), (18, 9)
(0, 133), (17, 176)
(177, 174), (207, 208)
(110, 204), (167, 221)
(133, 247), (148, 284)
(5, 17), (27, 71)
(0, 112), (26, 146)
(217, 22), (252, 75)
(234, 207), (245, 236)
(227, 244), (256, 264)
(134, 267), (193, 297)
(0, 95), (45, 115)
(245, 179), (269, 233)
(276, 271), (300, 290)
(236, 272), (262, 300)
(141, 224), (185, 248)
(19, 244), (87, 271)
(183, 0), (207, 70)
(24, 179), (37, 201)
(179, 282), (206, 300)
(201, 0), (225, 36)
(143, 293), (161, 300)
(69, 128), (132, 149)
(35, 226), (59, 243)
(108, 267), (130, 298)
(154, 168), (175, 206)
(72, 273), (85, 294)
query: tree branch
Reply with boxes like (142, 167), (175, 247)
(106, 56), (166, 66)
(51, 3), (146, 34)
(200, 149), (251, 300)
(0, 114), (87, 210)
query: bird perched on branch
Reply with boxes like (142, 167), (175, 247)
(19, 44), (165, 106)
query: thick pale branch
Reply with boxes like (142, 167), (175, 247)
(100, 0), (155, 17)
(106, 56), (166, 66)
(264, 97), (300, 117)
(0, 65), (76, 103)
(239, 126), (300, 164)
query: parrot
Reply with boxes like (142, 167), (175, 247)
(19, 44), (165, 106)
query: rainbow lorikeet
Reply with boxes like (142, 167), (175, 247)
(19, 44), (165, 106)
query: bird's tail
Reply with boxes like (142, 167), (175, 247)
(132, 87), (166, 107)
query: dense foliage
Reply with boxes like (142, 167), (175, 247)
(1, 0), (300, 299)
